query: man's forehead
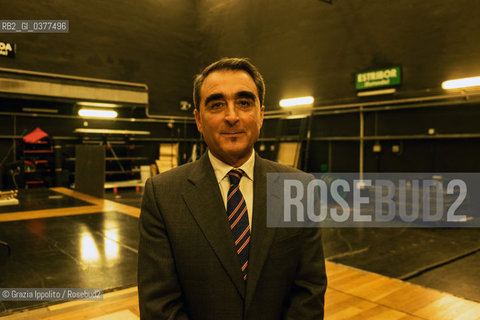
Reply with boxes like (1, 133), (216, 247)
(200, 70), (258, 100)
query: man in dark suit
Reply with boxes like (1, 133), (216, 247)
(138, 58), (327, 319)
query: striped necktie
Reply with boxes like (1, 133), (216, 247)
(227, 169), (250, 281)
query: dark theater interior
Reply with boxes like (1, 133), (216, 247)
(1, 1), (480, 319)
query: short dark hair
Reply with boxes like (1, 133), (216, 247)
(193, 57), (265, 109)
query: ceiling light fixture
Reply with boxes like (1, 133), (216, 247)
(77, 102), (120, 108)
(78, 108), (118, 118)
(357, 88), (396, 97)
(442, 76), (480, 90)
(286, 113), (311, 120)
(74, 128), (150, 135)
(279, 96), (314, 107)
(22, 107), (59, 113)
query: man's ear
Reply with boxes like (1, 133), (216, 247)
(258, 105), (265, 129)
(194, 108), (203, 133)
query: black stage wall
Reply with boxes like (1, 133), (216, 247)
(1, 0), (480, 173)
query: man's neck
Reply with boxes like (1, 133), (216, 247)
(209, 149), (254, 168)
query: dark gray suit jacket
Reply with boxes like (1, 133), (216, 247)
(138, 152), (327, 320)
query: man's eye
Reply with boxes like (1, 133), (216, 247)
(208, 102), (224, 109)
(237, 100), (253, 108)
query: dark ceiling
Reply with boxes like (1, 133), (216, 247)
(1, 0), (479, 115)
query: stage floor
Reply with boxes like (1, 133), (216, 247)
(0, 187), (479, 319)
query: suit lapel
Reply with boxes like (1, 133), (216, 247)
(245, 155), (278, 311)
(181, 153), (246, 298)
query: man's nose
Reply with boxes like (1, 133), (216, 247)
(224, 102), (239, 125)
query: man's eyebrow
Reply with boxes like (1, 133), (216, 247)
(235, 91), (256, 100)
(204, 93), (225, 106)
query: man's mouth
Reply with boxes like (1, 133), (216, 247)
(221, 132), (244, 136)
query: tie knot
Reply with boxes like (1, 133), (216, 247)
(228, 169), (244, 186)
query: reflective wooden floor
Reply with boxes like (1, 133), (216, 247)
(3, 261), (480, 320)
(1, 188), (479, 319)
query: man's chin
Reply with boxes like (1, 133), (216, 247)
(216, 146), (252, 163)
(219, 139), (247, 152)
(222, 147), (249, 157)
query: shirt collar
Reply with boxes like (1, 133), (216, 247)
(208, 149), (255, 184)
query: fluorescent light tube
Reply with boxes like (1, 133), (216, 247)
(357, 88), (396, 97)
(442, 76), (480, 89)
(286, 113), (311, 119)
(22, 107), (59, 113)
(78, 109), (118, 118)
(279, 96), (314, 107)
(74, 128), (150, 135)
(77, 102), (120, 108)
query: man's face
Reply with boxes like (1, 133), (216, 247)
(195, 70), (265, 167)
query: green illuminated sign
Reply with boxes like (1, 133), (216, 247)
(356, 67), (401, 90)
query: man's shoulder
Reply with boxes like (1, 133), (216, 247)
(257, 156), (315, 185)
(149, 160), (196, 185)
(258, 156), (307, 174)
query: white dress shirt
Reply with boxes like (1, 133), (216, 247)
(208, 150), (255, 229)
